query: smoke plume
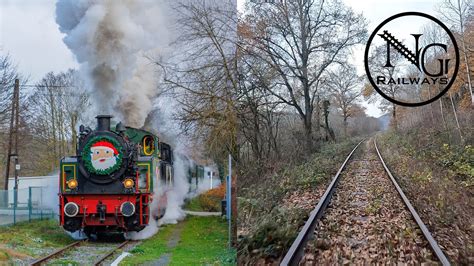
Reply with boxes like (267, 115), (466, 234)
(55, 0), (169, 127)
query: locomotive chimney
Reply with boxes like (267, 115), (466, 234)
(96, 115), (112, 131)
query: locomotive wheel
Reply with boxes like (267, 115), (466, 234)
(63, 217), (81, 232)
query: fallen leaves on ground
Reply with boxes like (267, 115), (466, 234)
(302, 141), (437, 265)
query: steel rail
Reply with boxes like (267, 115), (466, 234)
(30, 240), (83, 266)
(280, 140), (364, 266)
(374, 138), (450, 266)
(94, 240), (131, 266)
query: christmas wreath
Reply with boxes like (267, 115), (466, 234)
(81, 136), (123, 175)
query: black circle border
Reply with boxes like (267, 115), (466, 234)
(364, 12), (460, 107)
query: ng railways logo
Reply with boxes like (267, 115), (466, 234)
(364, 12), (460, 107)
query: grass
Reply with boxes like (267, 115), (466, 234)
(121, 222), (175, 264)
(50, 259), (79, 265)
(0, 216), (233, 265)
(0, 219), (73, 263)
(121, 216), (234, 265)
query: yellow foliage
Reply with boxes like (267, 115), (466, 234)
(362, 83), (374, 98)
(198, 184), (226, 212)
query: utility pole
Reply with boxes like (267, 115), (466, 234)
(13, 78), (20, 207)
(4, 79), (19, 191)
(14, 80), (20, 159)
(227, 154), (232, 248)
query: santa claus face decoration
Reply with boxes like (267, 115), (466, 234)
(82, 137), (123, 175)
(91, 141), (118, 170)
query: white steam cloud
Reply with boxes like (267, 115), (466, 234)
(158, 155), (189, 225)
(126, 145), (192, 240)
(55, 0), (169, 127)
(151, 97), (190, 226)
(124, 74), (209, 240)
(126, 180), (161, 240)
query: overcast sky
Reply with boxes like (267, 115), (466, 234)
(0, 0), (78, 81)
(1, 0), (441, 117)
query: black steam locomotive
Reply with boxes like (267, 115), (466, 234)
(59, 115), (173, 236)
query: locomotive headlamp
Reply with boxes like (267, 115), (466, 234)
(64, 202), (79, 217)
(67, 179), (78, 189)
(120, 201), (135, 217)
(123, 178), (134, 189)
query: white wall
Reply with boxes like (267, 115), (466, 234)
(7, 176), (58, 211)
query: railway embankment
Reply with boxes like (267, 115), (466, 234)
(237, 139), (360, 265)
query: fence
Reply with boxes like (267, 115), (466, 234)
(0, 187), (55, 226)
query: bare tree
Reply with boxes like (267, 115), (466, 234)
(439, 0), (474, 105)
(364, 45), (405, 130)
(327, 65), (362, 137)
(0, 54), (29, 184)
(242, 0), (367, 153)
(238, 59), (284, 164)
(61, 70), (90, 151)
(158, 1), (239, 166)
(28, 70), (89, 172)
(0, 55), (20, 128)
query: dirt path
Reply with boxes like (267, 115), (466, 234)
(152, 222), (185, 266)
(302, 141), (437, 264)
(184, 210), (221, 216)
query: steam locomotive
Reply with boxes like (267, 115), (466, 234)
(59, 115), (174, 236)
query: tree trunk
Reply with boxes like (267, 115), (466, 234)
(323, 107), (335, 142)
(343, 115), (348, 137)
(457, 0), (473, 106)
(49, 92), (57, 167)
(303, 114), (313, 154)
(392, 104), (397, 130)
(449, 93), (464, 143)
(314, 96), (321, 139)
(439, 97), (449, 134)
(251, 113), (261, 161)
(57, 109), (65, 160)
(427, 87), (435, 125)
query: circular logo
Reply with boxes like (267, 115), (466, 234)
(82, 136), (123, 175)
(364, 12), (459, 107)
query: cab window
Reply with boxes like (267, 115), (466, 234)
(143, 136), (155, 156)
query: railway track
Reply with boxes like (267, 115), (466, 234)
(94, 239), (132, 265)
(281, 139), (450, 265)
(30, 240), (83, 266)
(30, 239), (136, 266)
